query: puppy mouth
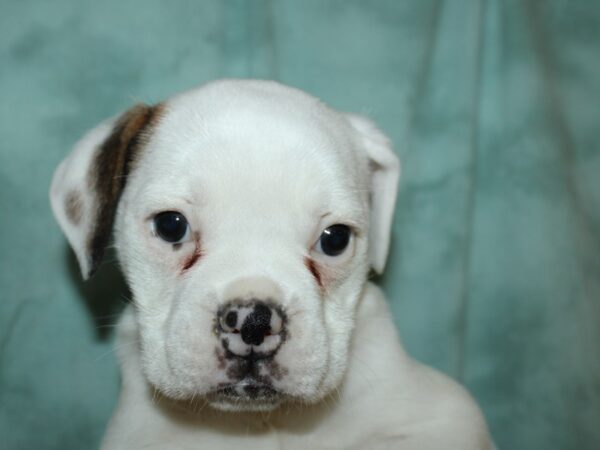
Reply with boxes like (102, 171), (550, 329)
(207, 378), (282, 411)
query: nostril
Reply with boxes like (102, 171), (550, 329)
(225, 311), (238, 329)
(219, 309), (239, 332)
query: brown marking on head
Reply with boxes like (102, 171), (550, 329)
(86, 103), (165, 277)
(64, 189), (83, 225)
(304, 257), (323, 288)
(182, 231), (202, 272)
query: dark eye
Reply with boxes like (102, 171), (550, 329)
(317, 224), (352, 257)
(153, 211), (190, 243)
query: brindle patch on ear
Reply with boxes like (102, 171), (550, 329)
(65, 189), (83, 225)
(86, 103), (164, 276)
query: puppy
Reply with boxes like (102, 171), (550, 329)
(50, 80), (494, 449)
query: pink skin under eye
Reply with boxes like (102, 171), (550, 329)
(304, 257), (323, 288)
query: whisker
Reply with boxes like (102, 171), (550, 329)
(94, 340), (137, 362)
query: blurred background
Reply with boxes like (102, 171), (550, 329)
(1, 1), (599, 449)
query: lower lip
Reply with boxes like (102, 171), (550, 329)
(216, 381), (279, 400)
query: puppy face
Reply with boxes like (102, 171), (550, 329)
(50, 80), (399, 412)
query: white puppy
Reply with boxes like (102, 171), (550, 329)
(50, 80), (494, 449)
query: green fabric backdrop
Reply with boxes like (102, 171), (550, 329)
(1, 1), (599, 449)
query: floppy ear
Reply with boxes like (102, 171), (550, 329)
(50, 104), (162, 280)
(345, 114), (400, 275)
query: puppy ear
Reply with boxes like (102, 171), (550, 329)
(345, 114), (400, 275)
(50, 104), (161, 280)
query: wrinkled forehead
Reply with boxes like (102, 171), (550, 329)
(132, 82), (367, 214)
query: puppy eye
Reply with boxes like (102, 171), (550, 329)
(153, 211), (190, 243)
(316, 224), (352, 257)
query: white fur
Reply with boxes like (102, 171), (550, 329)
(50, 80), (494, 449)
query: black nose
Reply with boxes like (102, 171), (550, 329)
(241, 303), (272, 345)
(218, 300), (284, 348)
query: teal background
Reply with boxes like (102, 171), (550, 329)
(1, 1), (599, 449)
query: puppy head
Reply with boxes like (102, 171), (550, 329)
(50, 80), (399, 412)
